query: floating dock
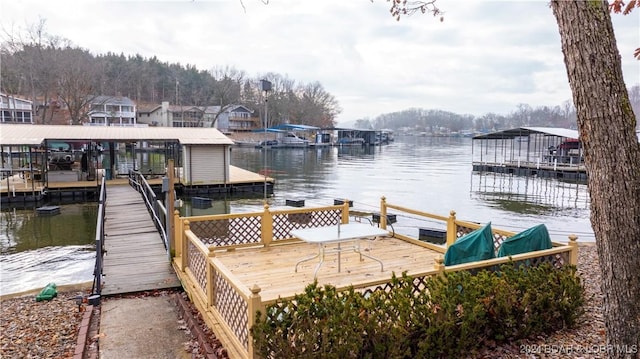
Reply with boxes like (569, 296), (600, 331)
(1, 165), (274, 206)
(36, 205), (60, 215)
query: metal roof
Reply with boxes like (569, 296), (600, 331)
(0, 124), (234, 146)
(271, 124), (320, 131)
(91, 95), (135, 106)
(473, 127), (579, 140)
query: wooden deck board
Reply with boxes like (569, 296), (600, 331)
(101, 184), (181, 296)
(105, 229), (158, 238)
(213, 238), (442, 302)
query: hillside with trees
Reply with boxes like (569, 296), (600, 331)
(0, 21), (341, 127)
(1, 21), (638, 133)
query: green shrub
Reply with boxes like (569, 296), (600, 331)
(250, 263), (585, 358)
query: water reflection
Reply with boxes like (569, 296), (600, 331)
(1, 204), (97, 254)
(471, 172), (590, 215)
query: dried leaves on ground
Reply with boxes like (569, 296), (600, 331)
(1, 291), (82, 359)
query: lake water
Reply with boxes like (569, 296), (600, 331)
(0, 136), (593, 296)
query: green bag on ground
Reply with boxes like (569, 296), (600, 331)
(35, 283), (58, 302)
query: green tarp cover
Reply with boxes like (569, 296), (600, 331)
(444, 222), (495, 266)
(497, 224), (552, 257)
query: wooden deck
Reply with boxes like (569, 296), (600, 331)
(0, 165), (269, 191)
(101, 184), (182, 295)
(213, 238), (442, 302)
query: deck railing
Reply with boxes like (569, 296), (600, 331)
(172, 197), (578, 359)
(92, 177), (106, 296)
(129, 170), (169, 254)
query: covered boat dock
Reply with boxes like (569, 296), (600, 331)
(472, 127), (586, 181)
(0, 124), (274, 205)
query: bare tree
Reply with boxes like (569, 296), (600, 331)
(290, 81), (341, 128)
(387, 0), (640, 355)
(56, 47), (100, 125)
(1, 19), (70, 124)
(551, 2), (640, 355)
(207, 65), (246, 127)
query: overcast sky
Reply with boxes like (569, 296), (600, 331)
(1, 0), (638, 124)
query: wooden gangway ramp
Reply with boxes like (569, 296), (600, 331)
(101, 184), (182, 295)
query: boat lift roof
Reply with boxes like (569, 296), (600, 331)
(0, 124), (235, 146)
(252, 124), (321, 133)
(473, 127), (579, 140)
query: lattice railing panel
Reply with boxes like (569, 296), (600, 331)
(213, 270), (249, 350)
(455, 223), (510, 256)
(510, 251), (570, 269)
(492, 232), (508, 255)
(359, 275), (431, 298)
(190, 215), (262, 247)
(455, 224), (476, 239)
(272, 209), (341, 241)
(188, 241), (207, 293)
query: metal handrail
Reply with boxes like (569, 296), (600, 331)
(92, 177), (107, 296)
(128, 171), (169, 253)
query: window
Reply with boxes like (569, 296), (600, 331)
(1, 110), (11, 122)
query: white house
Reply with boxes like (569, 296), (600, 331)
(87, 95), (137, 126)
(216, 105), (257, 133)
(0, 93), (33, 124)
(137, 101), (214, 128)
(137, 102), (257, 131)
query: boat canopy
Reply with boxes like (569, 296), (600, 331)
(252, 124), (321, 133)
(473, 127), (579, 140)
(0, 124), (234, 146)
(271, 124), (320, 131)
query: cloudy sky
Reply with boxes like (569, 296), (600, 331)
(1, 0), (638, 124)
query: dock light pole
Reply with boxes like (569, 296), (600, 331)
(260, 79), (272, 202)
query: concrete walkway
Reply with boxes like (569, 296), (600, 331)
(99, 296), (191, 359)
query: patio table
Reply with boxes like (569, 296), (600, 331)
(291, 223), (390, 278)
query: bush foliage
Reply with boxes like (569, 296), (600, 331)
(251, 263), (584, 358)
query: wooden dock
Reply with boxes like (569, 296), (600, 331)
(1, 165), (274, 205)
(101, 184), (182, 295)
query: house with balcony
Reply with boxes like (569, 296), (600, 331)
(137, 101), (214, 128)
(87, 96), (137, 126)
(137, 102), (258, 131)
(216, 105), (258, 133)
(1, 93), (33, 124)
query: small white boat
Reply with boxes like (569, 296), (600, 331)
(279, 132), (310, 147)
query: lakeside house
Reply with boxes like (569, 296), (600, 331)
(137, 101), (259, 131)
(0, 93), (34, 124)
(87, 95), (137, 126)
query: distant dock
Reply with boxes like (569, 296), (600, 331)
(472, 127), (587, 182)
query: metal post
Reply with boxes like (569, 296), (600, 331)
(167, 160), (175, 259)
(264, 96), (268, 200)
(260, 79), (272, 202)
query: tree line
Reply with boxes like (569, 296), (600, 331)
(355, 87), (640, 133)
(0, 20), (341, 127)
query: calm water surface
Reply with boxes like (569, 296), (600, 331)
(1, 136), (593, 295)
(0, 203), (97, 295)
(225, 136), (592, 240)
